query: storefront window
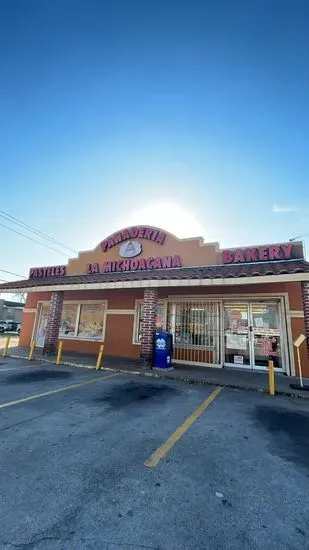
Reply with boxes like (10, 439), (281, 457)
(167, 302), (219, 348)
(77, 304), (104, 339)
(58, 302), (105, 340)
(59, 304), (79, 337)
(164, 301), (221, 365)
(134, 302), (165, 342)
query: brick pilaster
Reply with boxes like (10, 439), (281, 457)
(43, 291), (64, 355)
(140, 288), (158, 365)
(302, 281), (309, 358)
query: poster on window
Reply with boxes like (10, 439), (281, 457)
(78, 304), (104, 338)
(234, 355), (244, 365)
(226, 333), (247, 351)
(59, 304), (78, 337)
(156, 314), (164, 330)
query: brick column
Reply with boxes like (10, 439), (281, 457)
(302, 282), (309, 358)
(140, 288), (158, 365)
(43, 291), (64, 355)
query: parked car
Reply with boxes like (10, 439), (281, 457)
(0, 325), (4, 334)
(17, 324), (21, 335)
(0, 321), (18, 332)
(6, 322), (17, 332)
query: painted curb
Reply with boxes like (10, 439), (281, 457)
(6, 354), (309, 399)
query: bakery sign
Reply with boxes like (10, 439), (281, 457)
(119, 241), (142, 258)
(92, 226), (183, 273)
(100, 227), (166, 251)
(222, 243), (303, 264)
(29, 265), (66, 278)
(87, 255), (182, 274)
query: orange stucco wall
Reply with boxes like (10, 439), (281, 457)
(19, 282), (309, 375)
(62, 289), (144, 308)
(104, 314), (140, 359)
(158, 281), (302, 303)
(64, 227), (303, 276)
(67, 230), (219, 275)
(19, 312), (36, 346)
(25, 292), (51, 308)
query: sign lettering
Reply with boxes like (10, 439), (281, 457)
(100, 226), (166, 252)
(222, 244), (296, 264)
(87, 255), (182, 274)
(29, 266), (66, 278)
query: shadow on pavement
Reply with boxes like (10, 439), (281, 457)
(93, 380), (180, 408)
(3, 369), (73, 384)
(255, 405), (309, 470)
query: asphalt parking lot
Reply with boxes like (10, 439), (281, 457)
(0, 359), (309, 549)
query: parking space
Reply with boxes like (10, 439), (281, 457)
(0, 359), (105, 405)
(0, 359), (309, 549)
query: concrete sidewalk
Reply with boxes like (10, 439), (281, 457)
(6, 345), (309, 398)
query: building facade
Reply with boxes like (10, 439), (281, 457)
(1, 226), (309, 376)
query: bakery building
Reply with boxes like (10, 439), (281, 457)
(1, 225), (309, 377)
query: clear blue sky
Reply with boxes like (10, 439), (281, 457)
(0, 0), (309, 287)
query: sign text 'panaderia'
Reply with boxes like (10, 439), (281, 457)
(101, 227), (166, 252)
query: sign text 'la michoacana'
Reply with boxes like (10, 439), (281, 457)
(87, 255), (181, 273)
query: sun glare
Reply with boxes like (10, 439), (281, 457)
(126, 202), (206, 239)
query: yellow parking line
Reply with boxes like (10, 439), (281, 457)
(145, 386), (222, 468)
(0, 372), (119, 410)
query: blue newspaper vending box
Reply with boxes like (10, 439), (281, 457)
(154, 331), (173, 369)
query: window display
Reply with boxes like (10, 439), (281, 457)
(77, 304), (104, 339)
(59, 304), (79, 337)
(59, 302), (105, 340)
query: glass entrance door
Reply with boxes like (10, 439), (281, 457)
(251, 303), (282, 370)
(35, 303), (50, 348)
(224, 304), (251, 367)
(224, 302), (283, 370)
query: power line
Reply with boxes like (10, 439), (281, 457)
(0, 269), (25, 278)
(289, 233), (309, 242)
(0, 278), (8, 283)
(0, 209), (78, 254)
(0, 221), (70, 257)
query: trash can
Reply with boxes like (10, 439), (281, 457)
(154, 331), (173, 370)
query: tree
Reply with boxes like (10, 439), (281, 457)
(11, 292), (26, 304)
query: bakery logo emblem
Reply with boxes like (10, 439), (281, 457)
(119, 241), (142, 258)
(156, 338), (166, 350)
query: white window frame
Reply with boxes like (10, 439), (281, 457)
(33, 300), (108, 343)
(132, 299), (166, 345)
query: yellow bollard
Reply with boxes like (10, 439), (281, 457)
(56, 340), (63, 365)
(268, 359), (275, 396)
(2, 335), (11, 358)
(28, 340), (36, 361)
(96, 344), (104, 370)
